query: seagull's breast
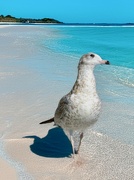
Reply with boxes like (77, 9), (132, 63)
(71, 92), (101, 121)
(54, 92), (101, 130)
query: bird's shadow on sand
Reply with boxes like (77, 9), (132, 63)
(23, 127), (73, 158)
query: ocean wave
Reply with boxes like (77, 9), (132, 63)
(112, 66), (134, 87)
(97, 65), (134, 88)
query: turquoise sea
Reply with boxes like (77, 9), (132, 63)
(39, 25), (134, 99)
(44, 25), (134, 68)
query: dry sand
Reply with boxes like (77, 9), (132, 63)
(0, 25), (134, 180)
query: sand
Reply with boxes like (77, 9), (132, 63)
(0, 25), (134, 180)
(0, 157), (17, 179)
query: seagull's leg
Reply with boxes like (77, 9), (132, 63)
(75, 132), (83, 154)
(69, 130), (75, 157)
(70, 135), (75, 155)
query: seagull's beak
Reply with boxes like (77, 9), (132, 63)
(100, 60), (110, 65)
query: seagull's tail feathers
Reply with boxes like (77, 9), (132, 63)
(39, 117), (54, 124)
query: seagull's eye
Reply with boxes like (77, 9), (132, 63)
(90, 54), (95, 58)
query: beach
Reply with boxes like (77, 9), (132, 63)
(0, 25), (134, 179)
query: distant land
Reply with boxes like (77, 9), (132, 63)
(0, 14), (62, 23)
(0, 15), (134, 26)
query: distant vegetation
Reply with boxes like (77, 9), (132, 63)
(0, 15), (62, 23)
(1, 15), (134, 26)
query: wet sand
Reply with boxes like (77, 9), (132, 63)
(0, 157), (17, 179)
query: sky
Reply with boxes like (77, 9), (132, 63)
(0, 0), (134, 23)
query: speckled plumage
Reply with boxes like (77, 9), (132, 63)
(40, 52), (109, 155)
(54, 67), (101, 131)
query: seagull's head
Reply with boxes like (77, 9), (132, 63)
(78, 52), (110, 69)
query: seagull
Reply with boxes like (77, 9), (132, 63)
(40, 52), (110, 156)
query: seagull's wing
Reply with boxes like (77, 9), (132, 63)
(54, 93), (71, 120)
